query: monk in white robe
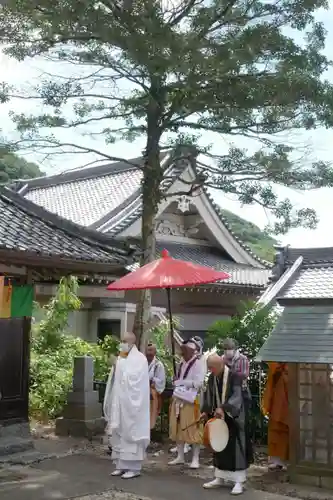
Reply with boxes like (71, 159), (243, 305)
(170, 336), (207, 455)
(106, 332), (150, 479)
(146, 342), (166, 429)
(169, 339), (205, 469)
(103, 353), (117, 454)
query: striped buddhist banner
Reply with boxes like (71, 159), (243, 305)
(0, 283), (34, 318)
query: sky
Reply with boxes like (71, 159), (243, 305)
(2, 6), (333, 249)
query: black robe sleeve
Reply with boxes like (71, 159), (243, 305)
(201, 373), (214, 415)
(222, 372), (243, 418)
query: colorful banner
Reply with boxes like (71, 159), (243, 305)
(0, 284), (34, 318)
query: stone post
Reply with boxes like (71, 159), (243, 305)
(56, 356), (105, 438)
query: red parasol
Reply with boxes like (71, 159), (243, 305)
(107, 249), (230, 373)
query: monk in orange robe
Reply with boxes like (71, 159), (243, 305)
(261, 362), (289, 470)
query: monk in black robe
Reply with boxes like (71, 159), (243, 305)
(201, 354), (253, 495)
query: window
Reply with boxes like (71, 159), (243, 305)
(97, 319), (121, 342)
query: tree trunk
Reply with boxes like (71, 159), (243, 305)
(133, 88), (164, 348)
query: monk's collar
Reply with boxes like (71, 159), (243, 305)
(233, 349), (240, 361)
(183, 354), (197, 364)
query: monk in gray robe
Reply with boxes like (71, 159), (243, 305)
(201, 354), (253, 495)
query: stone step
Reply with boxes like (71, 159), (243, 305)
(0, 436), (34, 457)
(0, 449), (48, 465)
(0, 422), (31, 439)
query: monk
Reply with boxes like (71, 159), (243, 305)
(170, 336), (207, 456)
(261, 362), (289, 470)
(222, 338), (251, 408)
(103, 352), (117, 456)
(169, 339), (205, 469)
(222, 338), (250, 381)
(201, 354), (253, 495)
(169, 336), (205, 456)
(105, 332), (150, 479)
(146, 342), (166, 429)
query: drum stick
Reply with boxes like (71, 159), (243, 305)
(181, 417), (203, 431)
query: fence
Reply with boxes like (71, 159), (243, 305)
(93, 381), (268, 445)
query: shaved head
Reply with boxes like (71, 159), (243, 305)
(181, 341), (196, 361)
(223, 338), (237, 350)
(207, 353), (224, 376)
(145, 342), (156, 362)
(123, 332), (136, 345)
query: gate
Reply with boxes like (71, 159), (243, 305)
(0, 318), (30, 421)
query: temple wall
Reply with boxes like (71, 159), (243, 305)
(125, 287), (257, 309)
(34, 283), (259, 344)
(176, 312), (230, 331)
(126, 312), (136, 333)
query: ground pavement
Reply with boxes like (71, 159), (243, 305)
(0, 452), (297, 500)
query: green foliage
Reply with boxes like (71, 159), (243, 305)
(32, 276), (82, 351)
(206, 301), (277, 364)
(0, 151), (43, 183)
(147, 317), (180, 382)
(220, 209), (277, 262)
(30, 276), (118, 421)
(30, 335), (110, 421)
(1, 0), (333, 234)
(98, 334), (120, 358)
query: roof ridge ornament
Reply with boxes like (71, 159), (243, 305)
(177, 195), (191, 213)
(270, 245), (289, 282)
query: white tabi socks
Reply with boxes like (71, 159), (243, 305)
(231, 483), (244, 495)
(168, 443), (185, 465)
(189, 444), (200, 469)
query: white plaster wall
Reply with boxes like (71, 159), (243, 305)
(67, 310), (91, 341)
(176, 313), (230, 331)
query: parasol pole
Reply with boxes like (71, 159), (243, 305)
(166, 287), (177, 376)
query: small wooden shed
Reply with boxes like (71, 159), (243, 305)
(257, 245), (333, 489)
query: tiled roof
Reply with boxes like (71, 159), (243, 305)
(256, 305), (333, 363)
(285, 246), (333, 266)
(0, 188), (133, 266)
(282, 267), (333, 299)
(97, 155), (185, 235)
(256, 247), (333, 364)
(11, 151), (269, 269)
(273, 246), (333, 300)
(155, 243), (270, 287)
(24, 164), (143, 227)
(201, 186), (271, 268)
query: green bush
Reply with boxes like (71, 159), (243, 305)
(147, 317), (180, 383)
(30, 333), (116, 421)
(205, 300), (277, 362)
(29, 276), (119, 421)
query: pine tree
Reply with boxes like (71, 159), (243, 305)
(1, 0), (333, 339)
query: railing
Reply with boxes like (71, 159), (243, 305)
(94, 380), (267, 445)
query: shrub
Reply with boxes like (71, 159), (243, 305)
(147, 317), (180, 383)
(206, 300), (277, 363)
(30, 333), (116, 421)
(30, 276), (119, 421)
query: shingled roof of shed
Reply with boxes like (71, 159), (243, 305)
(256, 245), (333, 363)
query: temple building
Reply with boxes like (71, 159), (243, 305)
(0, 185), (135, 455)
(11, 150), (271, 342)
